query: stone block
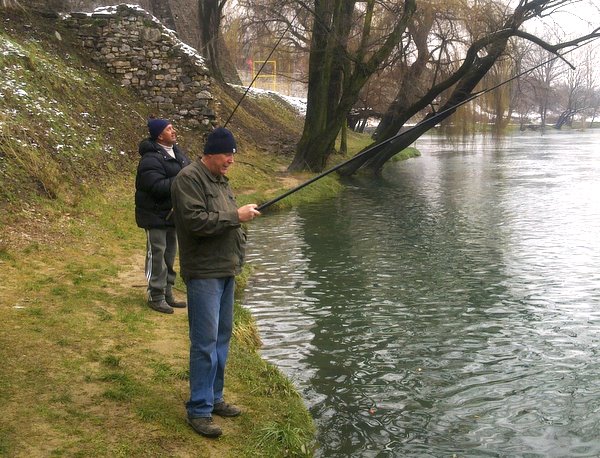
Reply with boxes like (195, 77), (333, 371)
(196, 91), (212, 100)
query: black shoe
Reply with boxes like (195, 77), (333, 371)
(187, 416), (222, 438)
(166, 297), (187, 308)
(148, 299), (174, 314)
(213, 401), (241, 417)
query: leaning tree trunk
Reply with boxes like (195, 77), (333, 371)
(340, 0), (600, 175)
(340, 35), (512, 176)
(367, 53), (507, 173)
(373, 7), (434, 141)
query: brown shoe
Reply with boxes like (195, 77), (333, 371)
(187, 416), (222, 438)
(213, 401), (241, 417)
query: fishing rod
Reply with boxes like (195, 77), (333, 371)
(223, 11), (298, 128)
(255, 48), (586, 212)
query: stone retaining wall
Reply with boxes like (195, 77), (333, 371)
(62, 4), (215, 127)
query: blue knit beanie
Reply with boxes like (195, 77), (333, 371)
(204, 127), (237, 154)
(147, 118), (170, 140)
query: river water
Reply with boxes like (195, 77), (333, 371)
(243, 130), (600, 457)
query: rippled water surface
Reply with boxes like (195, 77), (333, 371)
(243, 130), (600, 457)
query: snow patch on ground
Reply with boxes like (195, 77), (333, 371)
(229, 85), (307, 116)
(0, 36), (25, 57)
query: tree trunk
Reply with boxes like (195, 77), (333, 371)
(340, 121), (348, 155)
(287, 0), (332, 171)
(289, 0), (416, 171)
(341, 35), (512, 175)
(340, 0), (598, 175)
(288, 0), (355, 171)
(198, 0), (225, 80)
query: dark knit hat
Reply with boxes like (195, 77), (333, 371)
(204, 127), (237, 154)
(147, 118), (170, 140)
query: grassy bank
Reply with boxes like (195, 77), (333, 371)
(0, 181), (316, 457)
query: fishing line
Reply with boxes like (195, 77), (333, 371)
(256, 41), (597, 212)
(222, 0), (350, 128)
(223, 10), (298, 128)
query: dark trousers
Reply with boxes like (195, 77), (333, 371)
(144, 227), (177, 301)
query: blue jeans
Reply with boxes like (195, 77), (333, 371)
(185, 277), (235, 418)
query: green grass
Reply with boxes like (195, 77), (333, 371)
(253, 421), (314, 457)
(0, 182), (315, 457)
(390, 145), (420, 162)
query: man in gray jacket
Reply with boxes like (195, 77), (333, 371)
(171, 127), (260, 438)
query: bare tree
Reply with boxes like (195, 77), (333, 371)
(227, 0), (309, 91)
(503, 39), (536, 129)
(372, 3), (435, 140)
(288, 0), (417, 171)
(588, 88), (600, 127)
(341, 0), (600, 175)
(524, 39), (563, 129)
(555, 56), (588, 128)
(226, 0), (599, 173)
(579, 46), (600, 128)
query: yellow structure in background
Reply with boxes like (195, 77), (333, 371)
(252, 60), (277, 92)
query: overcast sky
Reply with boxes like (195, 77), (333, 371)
(528, 0), (600, 38)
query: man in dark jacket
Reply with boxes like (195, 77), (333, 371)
(171, 127), (260, 438)
(135, 118), (190, 314)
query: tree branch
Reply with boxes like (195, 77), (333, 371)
(511, 28), (600, 69)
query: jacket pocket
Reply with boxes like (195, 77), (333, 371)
(205, 191), (218, 212)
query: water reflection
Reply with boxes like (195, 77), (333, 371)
(244, 130), (600, 457)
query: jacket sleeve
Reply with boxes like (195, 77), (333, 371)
(171, 172), (240, 237)
(136, 154), (173, 198)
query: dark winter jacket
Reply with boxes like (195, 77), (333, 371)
(135, 139), (191, 229)
(171, 161), (246, 280)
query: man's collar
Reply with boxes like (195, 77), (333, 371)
(198, 160), (227, 183)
